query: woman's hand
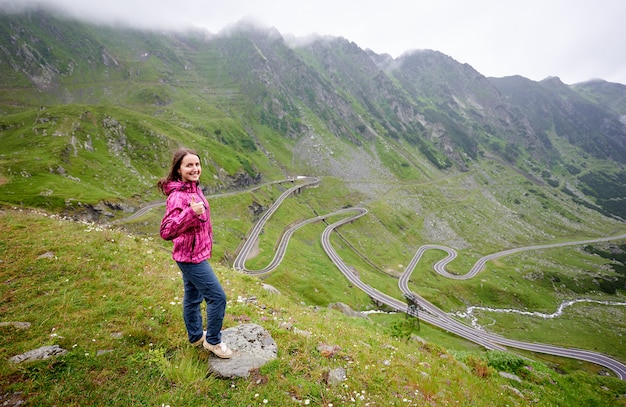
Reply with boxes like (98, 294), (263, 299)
(189, 196), (205, 216)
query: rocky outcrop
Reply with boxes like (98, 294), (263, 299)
(328, 302), (369, 319)
(9, 345), (68, 364)
(208, 323), (277, 378)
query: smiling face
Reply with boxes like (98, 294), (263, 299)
(178, 153), (201, 183)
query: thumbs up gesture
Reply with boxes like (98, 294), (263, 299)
(189, 196), (205, 216)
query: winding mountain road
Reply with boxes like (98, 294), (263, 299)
(233, 177), (626, 380)
(119, 176), (626, 379)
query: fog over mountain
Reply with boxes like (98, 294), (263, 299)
(1, 0), (625, 85)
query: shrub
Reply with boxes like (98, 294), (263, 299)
(466, 355), (493, 378)
(486, 351), (526, 373)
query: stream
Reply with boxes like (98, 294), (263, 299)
(453, 299), (626, 330)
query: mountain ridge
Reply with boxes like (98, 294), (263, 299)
(0, 8), (625, 220)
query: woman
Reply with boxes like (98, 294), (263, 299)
(157, 147), (233, 358)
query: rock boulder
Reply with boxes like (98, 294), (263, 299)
(208, 323), (277, 378)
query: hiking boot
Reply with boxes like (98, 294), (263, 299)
(203, 341), (234, 358)
(191, 332), (206, 347)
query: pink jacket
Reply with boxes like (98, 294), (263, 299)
(160, 181), (213, 263)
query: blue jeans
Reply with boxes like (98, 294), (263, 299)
(175, 260), (226, 345)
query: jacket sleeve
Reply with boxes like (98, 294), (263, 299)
(160, 193), (197, 241)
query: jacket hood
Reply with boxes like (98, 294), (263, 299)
(162, 180), (199, 196)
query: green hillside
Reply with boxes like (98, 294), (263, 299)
(1, 8), (626, 405)
(2, 205), (626, 406)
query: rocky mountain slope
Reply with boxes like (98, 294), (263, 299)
(0, 8), (625, 220)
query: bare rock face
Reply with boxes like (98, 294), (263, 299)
(9, 345), (68, 364)
(326, 367), (347, 385)
(208, 323), (277, 378)
(328, 302), (369, 319)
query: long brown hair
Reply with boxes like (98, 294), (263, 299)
(157, 148), (200, 195)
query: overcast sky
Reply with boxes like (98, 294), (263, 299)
(2, 0), (625, 85)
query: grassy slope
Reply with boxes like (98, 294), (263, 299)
(0, 103), (282, 211)
(2, 208), (626, 406)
